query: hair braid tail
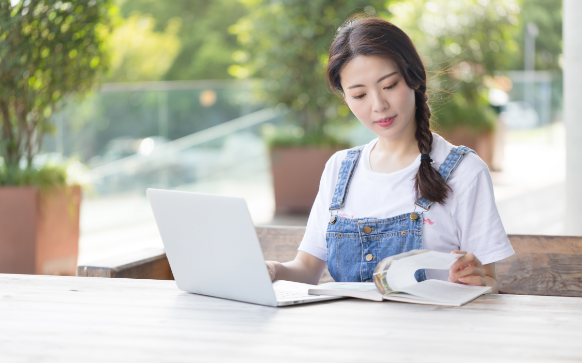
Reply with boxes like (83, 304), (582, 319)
(414, 94), (451, 205)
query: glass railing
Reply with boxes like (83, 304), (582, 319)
(86, 107), (286, 195)
(77, 107), (287, 253)
(43, 80), (262, 164)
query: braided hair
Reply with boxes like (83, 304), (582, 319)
(327, 16), (451, 205)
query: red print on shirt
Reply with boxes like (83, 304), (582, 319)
(338, 214), (354, 219)
(423, 218), (435, 225)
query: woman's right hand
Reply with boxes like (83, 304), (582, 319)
(265, 261), (279, 281)
(264, 252), (326, 285)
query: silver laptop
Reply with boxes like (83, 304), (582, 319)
(146, 188), (342, 307)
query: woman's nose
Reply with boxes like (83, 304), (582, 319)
(372, 92), (388, 113)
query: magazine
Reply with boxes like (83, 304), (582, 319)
(308, 250), (492, 306)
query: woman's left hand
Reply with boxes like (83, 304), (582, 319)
(449, 251), (486, 286)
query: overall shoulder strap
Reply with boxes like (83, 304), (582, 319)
(329, 145), (365, 211)
(415, 145), (477, 211)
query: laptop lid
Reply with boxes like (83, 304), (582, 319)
(146, 188), (278, 307)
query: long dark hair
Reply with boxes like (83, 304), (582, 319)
(326, 16), (451, 206)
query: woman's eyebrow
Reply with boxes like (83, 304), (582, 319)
(346, 71), (399, 89)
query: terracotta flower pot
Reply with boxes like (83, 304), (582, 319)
(438, 127), (499, 170)
(270, 147), (339, 214)
(0, 185), (82, 275)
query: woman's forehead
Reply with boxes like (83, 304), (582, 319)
(340, 55), (398, 87)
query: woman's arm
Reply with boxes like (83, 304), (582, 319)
(449, 251), (498, 294)
(266, 251), (327, 286)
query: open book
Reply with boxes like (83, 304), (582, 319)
(308, 250), (492, 306)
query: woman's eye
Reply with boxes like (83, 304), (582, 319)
(384, 82), (398, 90)
(353, 94), (365, 99)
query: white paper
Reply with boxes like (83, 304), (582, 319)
(386, 251), (462, 291)
(395, 279), (492, 305)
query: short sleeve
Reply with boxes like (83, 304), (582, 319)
(296, 154), (340, 262)
(453, 168), (515, 265)
(297, 189), (328, 261)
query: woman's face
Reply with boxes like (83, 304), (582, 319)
(339, 55), (417, 140)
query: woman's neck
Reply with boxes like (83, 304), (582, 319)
(369, 120), (421, 174)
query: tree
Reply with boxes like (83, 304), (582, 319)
(230, 0), (523, 142)
(105, 12), (181, 82)
(0, 0), (112, 184)
(229, 0), (388, 146)
(386, 0), (522, 132)
(117, 0), (248, 81)
(508, 0), (562, 71)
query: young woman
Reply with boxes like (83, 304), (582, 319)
(265, 17), (514, 293)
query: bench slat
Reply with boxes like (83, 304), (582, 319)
(77, 248), (173, 280)
(496, 235), (582, 296)
(76, 229), (582, 296)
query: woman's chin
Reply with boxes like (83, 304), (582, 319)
(373, 126), (406, 140)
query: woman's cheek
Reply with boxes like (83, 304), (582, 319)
(350, 102), (369, 124)
(345, 101), (357, 118)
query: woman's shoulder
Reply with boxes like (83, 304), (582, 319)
(325, 139), (376, 168)
(431, 133), (490, 191)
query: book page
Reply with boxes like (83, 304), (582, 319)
(386, 251), (462, 291)
(314, 282), (378, 292)
(392, 279), (491, 305)
(308, 282), (383, 301)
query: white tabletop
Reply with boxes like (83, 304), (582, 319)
(1, 274), (581, 362)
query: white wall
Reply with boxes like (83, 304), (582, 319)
(564, 0), (582, 235)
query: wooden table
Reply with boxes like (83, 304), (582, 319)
(1, 274), (581, 362)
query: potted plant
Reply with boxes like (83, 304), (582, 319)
(386, 0), (521, 169)
(229, 1), (387, 213)
(0, 0), (111, 275)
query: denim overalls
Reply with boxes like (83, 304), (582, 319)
(325, 145), (476, 282)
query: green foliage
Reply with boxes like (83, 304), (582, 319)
(507, 0), (562, 71)
(117, 0), (247, 81)
(262, 123), (351, 149)
(105, 12), (181, 82)
(230, 0), (523, 140)
(386, 0), (521, 133)
(0, 155), (87, 190)
(230, 0), (387, 147)
(0, 0), (113, 185)
(0, 161), (66, 189)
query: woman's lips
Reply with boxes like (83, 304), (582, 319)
(375, 115), (396, 128)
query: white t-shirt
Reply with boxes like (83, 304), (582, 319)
(298, 133), (515, 281)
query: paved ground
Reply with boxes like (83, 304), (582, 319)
(492, 123), (566, 235)
(77, 122), (567, 265)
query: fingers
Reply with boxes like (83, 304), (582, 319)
(450, 252), (482, 274)
(449, 262), (487, 286)
(265, 261), (276, 281)
(448, 251), (487, 286)
(449, 251), (467, 273)
(452, 265), (485, 280)
(457, 275), (486, 286)
(451, 250), (466, 255)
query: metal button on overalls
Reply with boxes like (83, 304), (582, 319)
(365, 254), (374, 261)
(363, 226), (372, 234)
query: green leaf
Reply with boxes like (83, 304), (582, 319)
(89, 56), (99, 68)
(0, 0), (114, 182)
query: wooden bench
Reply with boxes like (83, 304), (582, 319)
(76, 226), (334, 284)
(77, 226), (582, 297)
